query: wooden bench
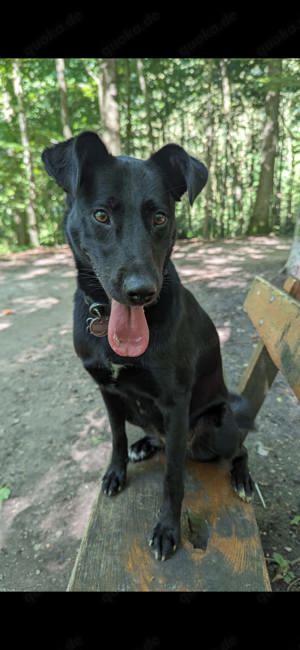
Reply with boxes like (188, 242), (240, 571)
(67, 442), (270, 591)
(67, 276), (300, 592)
(238, 276), (300, 416)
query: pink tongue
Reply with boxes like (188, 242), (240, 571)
(108, 299), (149, 357)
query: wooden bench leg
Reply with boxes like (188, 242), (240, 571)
(238, 340), (278, 419)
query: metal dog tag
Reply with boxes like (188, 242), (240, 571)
(86, 302), (110, 337)
(88, 316), (109, 337)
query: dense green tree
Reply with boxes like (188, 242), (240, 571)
(12, 59), (39, 247)
(55, 58), (72, 139)
(98, 58), (121, 154)
(0, 58), (300, 253)
(249, 59), (282, 234)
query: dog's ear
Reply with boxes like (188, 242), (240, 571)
(41, 132), (110, 194)
(150, 144), (208, 205)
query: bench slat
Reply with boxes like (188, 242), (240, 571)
(243, 277), (300, 400)
(239, 277), (300, 415)
(68, 441), (270, 592)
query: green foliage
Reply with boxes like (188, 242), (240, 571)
(0, 58), (300, 251)
(271, 552), (295, 584)
(90, 435), (103, 446)
(290, 515), (300, 526)
(0, 486), (11, 501)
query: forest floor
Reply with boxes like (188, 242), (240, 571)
(0, 235), (299, 592)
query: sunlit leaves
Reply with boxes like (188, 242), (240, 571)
(0, 58), (300, 248)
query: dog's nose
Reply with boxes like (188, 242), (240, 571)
(124, 276), (157, 305)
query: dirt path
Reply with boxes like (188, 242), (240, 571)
(0, 236), (299, 591)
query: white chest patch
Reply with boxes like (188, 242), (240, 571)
(110, 363), (125, 380)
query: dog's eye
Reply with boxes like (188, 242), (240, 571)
(93, 209), (110, 224)
(153, 212), (167, 226)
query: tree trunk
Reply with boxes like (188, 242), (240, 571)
(220, 59), (231, 116)
(219, 59), (231, 237)
(136, 59), (155, 151)
(125, 59), (132, 155)
(1, 79), (27, 246)
(179, 107), (185, 147)
(273, 127), (284, 230)
(203, 61), (214, 240)
(12, 59), (39, 247)
(286, 141), (295, 231)
(55, 58), (72, 139)
(97, 59), (121, 155)
(249, 59), (282, 234)
(2, 88), (14, 123)
(284, 211), (300, 279)
(248, 112), (256, 208)
(13, 211), (27, 246)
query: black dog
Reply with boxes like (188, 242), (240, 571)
(42, 132), (254, 561)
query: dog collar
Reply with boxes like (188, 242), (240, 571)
(85, 297), (110, 337)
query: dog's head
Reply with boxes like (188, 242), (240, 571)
(42, 132), (208, 356)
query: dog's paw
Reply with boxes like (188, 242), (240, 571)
(149, 521), (180, 561)
(129, 435), (162, 463)
(102, 465), (126, 496)
(231, 466), (254, 503)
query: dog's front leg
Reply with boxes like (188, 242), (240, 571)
(149, 396), (189, 561)
(101, 390), (128, 496)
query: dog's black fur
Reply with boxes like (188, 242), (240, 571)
(42, 132), (254, 561)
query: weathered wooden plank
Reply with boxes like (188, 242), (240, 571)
(243, 277), (300, 400)
(68, 433), (271, 592)
(283, 276), (300, 301)
(239, 276), (300, 416)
